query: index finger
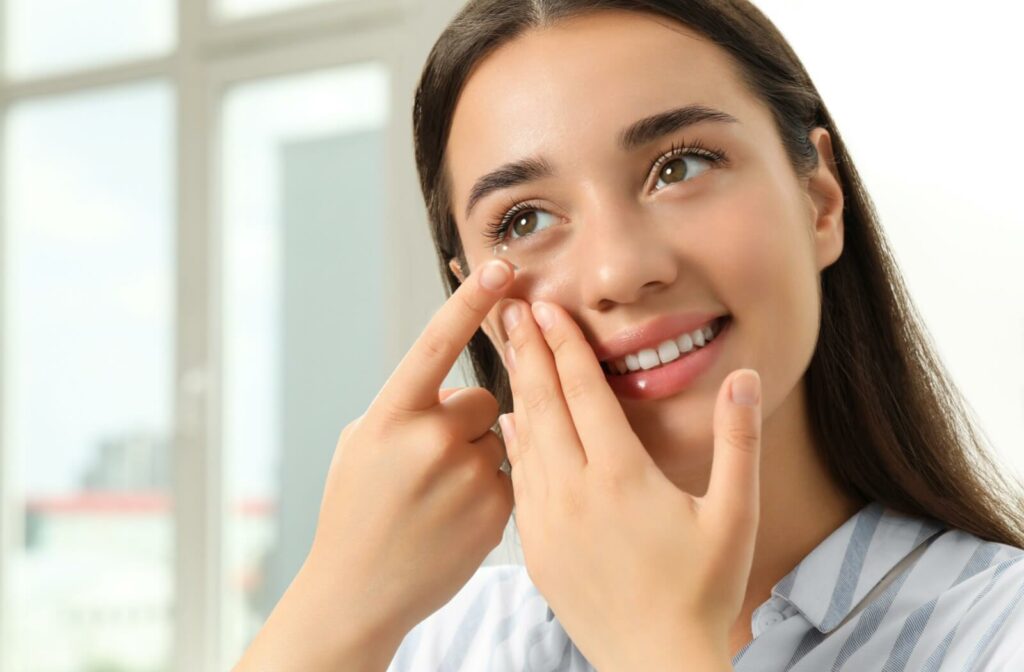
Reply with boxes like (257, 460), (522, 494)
(376, 258), (517, 414)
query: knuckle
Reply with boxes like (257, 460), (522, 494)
(369, 395), (414, 427)
(420, 327), (458, 368)
(515, 429), (534, 459)
(560, 375), (590, 403)
(455, 286), (487, 321)
(595, 464), (630, 494)
(522, 385), (552, 414)
(423, 421), (462, 461)
(434, 423), (463, 452)
(458, 454), (492, 485)
(454, 386), (500, 420)
(338, 421), (355, 444)
(557, 484), (586, 518)
(505, 323), (528, 351)
(726, 426), (760, 449)
(547, 333), (572, 356)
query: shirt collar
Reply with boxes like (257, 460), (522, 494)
(770, 500), (947, 633)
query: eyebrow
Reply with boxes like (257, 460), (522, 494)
(463, 104), (740, 220)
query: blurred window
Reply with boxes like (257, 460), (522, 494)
(215, 0), (341, 20)
(3, 82), (175, 672)
(219, 62), (390, 663)
(4, 0), (175, 80)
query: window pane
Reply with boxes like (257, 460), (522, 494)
(5, 0), (175, 80)
(219, 63), (390, 665)
(3, 82), (175, 671)
(215, 0), (337, 20)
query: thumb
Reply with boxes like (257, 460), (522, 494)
(705, 369), (762, 533)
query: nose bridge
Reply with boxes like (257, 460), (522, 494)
(572, 192), (678, 307)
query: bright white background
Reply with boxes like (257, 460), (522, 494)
(755, 0), (1024, 478)
(0, 1), (1020, 671)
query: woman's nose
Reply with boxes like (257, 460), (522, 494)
(574, 204), (679, 310)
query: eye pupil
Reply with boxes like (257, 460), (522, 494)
(512, 212), (537, 237)
(660, 157), (688, 184)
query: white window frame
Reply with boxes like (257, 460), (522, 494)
(0, 0), (461, 669)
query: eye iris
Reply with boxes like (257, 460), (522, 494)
(660, 157), (688, 185)
(512, 211), (537, 237)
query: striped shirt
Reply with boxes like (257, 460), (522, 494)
(386, 501), (1024, 670)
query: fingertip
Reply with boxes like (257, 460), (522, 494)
(498, 412), (514, 440)
(531, 301), (555, 332)
(479, 259), (516, 291)
(730, 369), (761, 406)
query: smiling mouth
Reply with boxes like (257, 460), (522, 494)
(600, 315), (730, 376)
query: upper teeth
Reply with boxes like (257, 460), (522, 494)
(607, 318), (723, 374)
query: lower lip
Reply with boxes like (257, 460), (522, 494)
(603, 316), (732, 401)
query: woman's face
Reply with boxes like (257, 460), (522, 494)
(445, 9), (844, 481)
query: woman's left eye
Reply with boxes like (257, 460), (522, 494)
(653, 153), (716, 192)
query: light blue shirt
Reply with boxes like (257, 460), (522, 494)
(387, 501), (1024, 670)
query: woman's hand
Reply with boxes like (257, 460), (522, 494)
(497, 298), (761, 671)
(234, 258), (519, 672)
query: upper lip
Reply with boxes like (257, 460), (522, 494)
(591, 312), (729, 362)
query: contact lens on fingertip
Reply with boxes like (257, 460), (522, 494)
(492, 243), (520, 271)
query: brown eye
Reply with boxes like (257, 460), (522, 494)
(512, 211), (540, 237)
(654, 153), (714, 191)
(659, 157), (688, 185)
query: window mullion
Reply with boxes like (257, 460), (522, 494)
(173, 0), (221, 670)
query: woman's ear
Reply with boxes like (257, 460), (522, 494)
(805, 128), (845, 272)
(448, 257), (467, 284)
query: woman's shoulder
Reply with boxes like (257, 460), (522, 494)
(386, 563), (592, 671)
(890, 525), (1024, 670)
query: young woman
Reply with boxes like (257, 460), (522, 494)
(235, 1), (1024, 670)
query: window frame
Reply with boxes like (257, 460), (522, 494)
(0, 0), (449, 669)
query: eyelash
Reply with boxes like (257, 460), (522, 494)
(482, 137), (729, 245)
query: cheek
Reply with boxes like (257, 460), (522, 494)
(703, 180), (800, 304)
(693, 176), (821, 399)
(724, 177), (821, 391)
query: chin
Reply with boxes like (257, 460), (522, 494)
(622, 395), (717, 456)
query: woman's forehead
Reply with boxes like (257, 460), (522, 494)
(446, 11), (756, 219)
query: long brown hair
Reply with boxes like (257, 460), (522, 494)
(411, 0), (1024, 547)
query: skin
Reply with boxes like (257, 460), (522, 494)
(445, 9), (865, 658)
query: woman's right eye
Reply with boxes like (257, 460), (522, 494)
(505, 209), (558, 240)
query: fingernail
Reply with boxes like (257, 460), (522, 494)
(532, 302), (554, 332)
(480, 260), (512, 290)
(501, 300), (521, 332)
(498, 413), (517, 444)
(504, 341), (517, 373)
(731, 369), (760, 406)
